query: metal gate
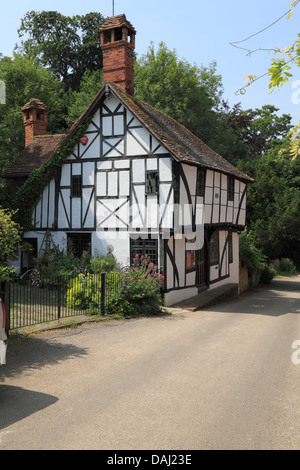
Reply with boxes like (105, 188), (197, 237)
(5, 270), (121, 330)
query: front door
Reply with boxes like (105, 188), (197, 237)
(196, 244), (207, 291)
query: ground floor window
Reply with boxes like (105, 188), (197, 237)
(67, 233), (91, 258)
(185, 237), (197, 271)
(186, 250), (197, 270)
(130, 236), (158, 265)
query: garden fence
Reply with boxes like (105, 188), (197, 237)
(5, 270), (122, 331)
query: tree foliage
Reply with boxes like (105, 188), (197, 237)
(0, 206), (21, 282)
(239, 146), (300, 263)
(0, 54), (65, 175)
(134, 42), (223, 145)
(220, 103), (292, 165)
(16, 10), (106, 91)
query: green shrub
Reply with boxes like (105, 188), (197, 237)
(239, 228), (266, 276)
(66, 273), (102, 310)
(278, 259), (297, 275)
(64, 254), (165, 317)
(260, 264), (276, 284)
(106, 254), (164, 317)
(0, 206), (21, 283)
(90, 254), (118, 274)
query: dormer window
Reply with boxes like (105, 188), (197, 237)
(37, 111), (44, 121)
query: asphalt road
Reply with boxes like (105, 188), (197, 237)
(1, 276), (300, 450)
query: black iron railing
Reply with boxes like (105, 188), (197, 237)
(5, 270), (122, 330)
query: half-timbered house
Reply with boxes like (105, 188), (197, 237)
(3, 14), (252, 306)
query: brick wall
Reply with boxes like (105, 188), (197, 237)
(101, 40), (135, 96)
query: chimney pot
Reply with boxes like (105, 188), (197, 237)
(22, 98), (48, 147)
(99, 14), (136, 96)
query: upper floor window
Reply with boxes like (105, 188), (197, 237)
(71, 175), (82, 198)
(228, 176), (234, 201)
(196, 167), (206, 197)
(146, 171), (158, 195)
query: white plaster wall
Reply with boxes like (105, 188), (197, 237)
(159, 158), (172, 181)
(93, 231), (130, 267)
(164, 287), (198, 307)
(208, 231), (239, 290)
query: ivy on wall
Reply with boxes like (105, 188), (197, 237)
(13, 108), (97, 233)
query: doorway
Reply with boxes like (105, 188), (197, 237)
(196, 244), (207, 291)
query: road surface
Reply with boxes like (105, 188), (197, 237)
(1, 276), (300, 450)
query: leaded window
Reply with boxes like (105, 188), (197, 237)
(146, 171), (158, 195)
(130, 237), (158, 265)
(71, 175), (82, 198)
(228, 176), (234, 201)
(67, 233), (91, 258)
(196, 167), (206, 197)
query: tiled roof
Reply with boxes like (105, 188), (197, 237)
(108, 82), (253, 182)
(22, 98), (48, 112)
(3, 134), (65, 177)
(99, 14), (136, 33)
(3, 81), (252, 183)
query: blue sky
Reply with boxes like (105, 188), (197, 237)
(1, 0), (299, 124)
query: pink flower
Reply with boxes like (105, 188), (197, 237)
(142, 293), (145, 296)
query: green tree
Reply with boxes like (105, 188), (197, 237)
(65, 69), (102, 127)
(0, 206), (21, 282)
(241, 147), (300, 263)
(220, 103), (292, 165)
(134, 42), (224, 146)
(16, 10), (106, 91)
(0, 54), (65, 174)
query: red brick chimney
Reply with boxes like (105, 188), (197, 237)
(22, 98), (48, 147)
(99, 14), (136, 96)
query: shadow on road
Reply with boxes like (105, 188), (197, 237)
(0, 334), (89, 380)
(0, 385), (58, 431)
